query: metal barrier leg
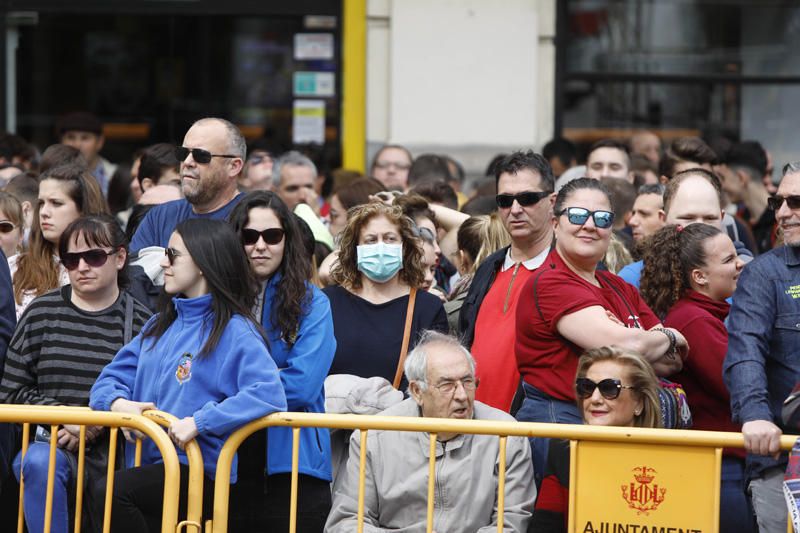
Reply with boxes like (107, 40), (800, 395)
(426, 434), (436, 533)
(289, 427), (300, 533)
(496, 436), (507, 533)
(73, 425), (87, 533)
(17, 423), (29, 533)
(357, 430), (368, 533)
(102, 428), (118, 533)
(43, 424), (59, 533)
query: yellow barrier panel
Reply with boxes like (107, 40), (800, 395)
(141, 410), (205, 533)
(0, 404), (183, 533)
(210, 412), (800, 533)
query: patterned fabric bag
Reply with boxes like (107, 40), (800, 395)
(658, 378), (692, 429)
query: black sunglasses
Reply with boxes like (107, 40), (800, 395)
(60, 249), (117, 271)
(557, 207), (615, 229)
(767, 195), (800, 211)
(164, 247), (183, 266)
(241, 228), (285, 246)
(175, 146), (239, 165)
(575, 377), (635, 400)
(0, 221), (15, 233)
(496, 191), (551, 209)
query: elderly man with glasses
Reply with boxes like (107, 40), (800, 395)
(325, 331), (535, 533)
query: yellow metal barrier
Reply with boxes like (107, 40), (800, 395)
(209, 412), (800, 533)
(141, 409), (205, 533)
(0, 404), (182, 533)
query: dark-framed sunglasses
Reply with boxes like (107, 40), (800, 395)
(164, 247), (183, 266)
(175, 146), (239, 165)
(557, 207), (615, 229)
(60, 249), (117, 271)
(575, 377), (635, 400)
(495, 191), (551, 209)
(241, 228), (285, 246)
(767, 195), (800, 211)
(0, 221), (16, 233)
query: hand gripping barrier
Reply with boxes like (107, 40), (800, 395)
(139, 409), (205, 533)
(208, 412), (800, 533)
(0, 404), (181, 533)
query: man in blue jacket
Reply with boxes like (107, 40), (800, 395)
(723, 161), (800, 533)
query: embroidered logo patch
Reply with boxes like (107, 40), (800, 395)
(175, 353), (193, 385)
(786, 284), (800, 299)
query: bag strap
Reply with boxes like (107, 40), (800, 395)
(123, 293), (134, 345)
(393, 288), (418, 389)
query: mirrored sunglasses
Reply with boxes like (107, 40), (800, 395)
(558, 207), (615, 229)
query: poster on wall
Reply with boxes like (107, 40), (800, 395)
(292, 100), (326, 144)
(294, 33), (334, 60)
(293, 72), (335, 97)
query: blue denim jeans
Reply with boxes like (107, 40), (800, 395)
(13, 442), (77, 533)
(514, 383), (582, 489)
(720, 457), (756, 533)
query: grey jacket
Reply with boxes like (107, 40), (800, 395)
(325, 398), (536, 533)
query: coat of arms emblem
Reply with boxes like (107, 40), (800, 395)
(621, 466), (666, 514)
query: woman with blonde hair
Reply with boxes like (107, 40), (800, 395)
(9, 163), (108, 318)
(325, 202), (447, 385)
(532, 346), (661, 532)
(444, 213), (510, 332)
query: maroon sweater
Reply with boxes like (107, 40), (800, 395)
(664, 290), (744, 459)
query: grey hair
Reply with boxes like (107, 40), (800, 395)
(783, 161), (800, 177)
(191, 117), (246, 160)
(404, 330), (476, 391)
(272, 151), (318, 188)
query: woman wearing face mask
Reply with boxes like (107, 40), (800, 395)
(531, 346), (662, 532)
(325, 202), (448, 384)
(9, 163), (108, 319)
(227, 191), (336, 533)
(640, 224), (753, 533)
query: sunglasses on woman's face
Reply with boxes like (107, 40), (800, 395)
(0, 221), (16, 233)
(557, 207), (615, 229)
(241, 228), (285, 246)
(164, 247), (183, 266)
(60, 249), (117, 271)
(575, 377), (635, 400)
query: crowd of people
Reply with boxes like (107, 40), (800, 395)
(0, 112), (794, 533)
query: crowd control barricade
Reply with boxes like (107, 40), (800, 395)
(209, 412), (799, 533)
(0, 404), (183, 533)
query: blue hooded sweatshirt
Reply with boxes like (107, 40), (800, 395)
(262, 276), (336, 480)
(90, 294), (287, 482)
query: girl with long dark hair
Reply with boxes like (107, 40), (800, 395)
(227, 191), (335, 532)
(89, 218), (286, 532)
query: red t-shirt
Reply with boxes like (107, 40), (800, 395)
(515, 249), (660, 402)
(471, 264), (536, 411)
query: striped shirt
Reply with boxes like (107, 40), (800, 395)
(0, 286), (152, 406)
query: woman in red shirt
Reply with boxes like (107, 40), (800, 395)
(640, 223), (752, 533)
(514, 177), (687, 487)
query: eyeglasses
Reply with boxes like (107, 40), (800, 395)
(0, 221), (16, 233)
(431, 377), (479, 396)
(175, 146), (239, 165)
(767, 195), (800, 211)
(164, 247), (184, 266)
(557, 207), (615, 229)
(575, 377), (635, 400)
(374, 161), (411, 171)
(60, 249), (117, 271)
(241, 228), (285, 246)
(496, 191), (551, 209)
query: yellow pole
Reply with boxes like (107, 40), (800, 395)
(102, 428), (118, 533)
(567, 440), (578, 533)
(496, 436), (507, 533)
(342, 0), (367, 172)
(427, 434), (436, 533)
(73, 425), (87, 533)
(43, 424), (58, 533)
(357, 430), (368, 533)
(289, 427), (300, 533)
(17, 423), (29, 533)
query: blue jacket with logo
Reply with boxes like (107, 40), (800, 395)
(262, 276), (336, 480)
(90, 294), (287, 482)
(723, 245), (800, 476)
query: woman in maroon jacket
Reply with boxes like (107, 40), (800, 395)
(640, 223), (752, 533)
